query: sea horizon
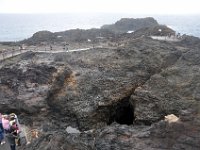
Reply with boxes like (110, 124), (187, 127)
(0, 13), (200, 42)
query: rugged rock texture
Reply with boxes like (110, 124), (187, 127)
(101, 17), (159, 33)
(55, 28), (114, 42)
(132, 47), (200, 124)
(21, 110), (200, 150)
(25, 31), (57, 45)
(0, 21), (200, 149)
(179, 35), (200, 47)
(0, 52), (74, 129)
(133, 25), (176, 37)
(20, 17), (159, 46)
(94, 109), (200, 150)
(21, 28), (114, 45)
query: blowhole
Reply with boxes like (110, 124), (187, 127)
(108, 96), (134, 125)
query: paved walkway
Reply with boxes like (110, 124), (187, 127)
(150, 36), (181, 42)
(0, 47), (93, 61)
(34, 47), (91, 53)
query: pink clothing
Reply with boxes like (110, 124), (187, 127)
(2, 118), (10, 130)
(0, 113), (2, 123)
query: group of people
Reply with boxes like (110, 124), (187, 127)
(0, 113), (21, 150)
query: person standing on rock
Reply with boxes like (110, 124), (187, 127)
(50, 45), (53, 51)
(5, 118), (19, 150)
(2, 115), (10, 133)
(2, 114), (17, 150)
(0, 113), (5, 145)
(63, 42), (69, 52)
(9, 114), (21, 146)
(5, 126), (17, 150)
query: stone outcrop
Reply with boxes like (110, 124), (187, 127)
(133, 25), (176, 36)
(21, 110), (200, 150)
(132, 43), (200, 124)
(28, 31), (57, 45)
(20, 17), (159, 46)
(21, 28), (114, 45)
(101, 17), (159, 33)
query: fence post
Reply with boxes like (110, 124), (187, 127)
(0, 53), (2, 61)
(2, 52), (5, 60)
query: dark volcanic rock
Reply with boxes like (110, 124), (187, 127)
(2, 37), (183, 129)
(179, 35), (200, 47)
(20, 110), (200, 150)
(20, 17), (159, 46)
(94, 109), (200, 150)
(133, 25), (176, 37)
(21, 28), (114, 45)
(21, 131), (95, 150)
(0, 52), (73, 128)
(1, 31), (200, 150)
(131, 46), (200, 124)
(101, 17), (159, 33)
(22, 31), (57, 45)
(55, 28), (114, 42)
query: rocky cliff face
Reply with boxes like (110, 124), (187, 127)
(101, 17), (159, 33)
(0, 23), (200, 149)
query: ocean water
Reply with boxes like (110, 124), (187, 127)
(0, 13), (200, 42)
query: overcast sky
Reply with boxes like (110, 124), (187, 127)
(0, 0), (199, 14)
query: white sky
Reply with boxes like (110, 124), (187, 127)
(0, 0), (199, 14)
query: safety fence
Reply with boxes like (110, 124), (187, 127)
(0, 46), (93, 62)
(0, 49), (29, 61)
(0, 46), (60, 61)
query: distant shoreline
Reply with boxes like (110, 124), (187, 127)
(0, 14), (200, 42)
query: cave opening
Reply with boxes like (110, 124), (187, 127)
(108, 96), (134, 125)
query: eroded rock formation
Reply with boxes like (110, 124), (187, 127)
(101, 17), (159, 33)
(0, 19), (200, 150)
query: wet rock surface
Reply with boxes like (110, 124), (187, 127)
(0, 30), (200, 149)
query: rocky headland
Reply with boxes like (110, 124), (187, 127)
(101, 17), (159, 33)
(0, 17), (200, 150)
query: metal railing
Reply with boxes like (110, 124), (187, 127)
(0, 46), (55, 61)
(0, 45), (94, 61)
(0, 49), (29, 61)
